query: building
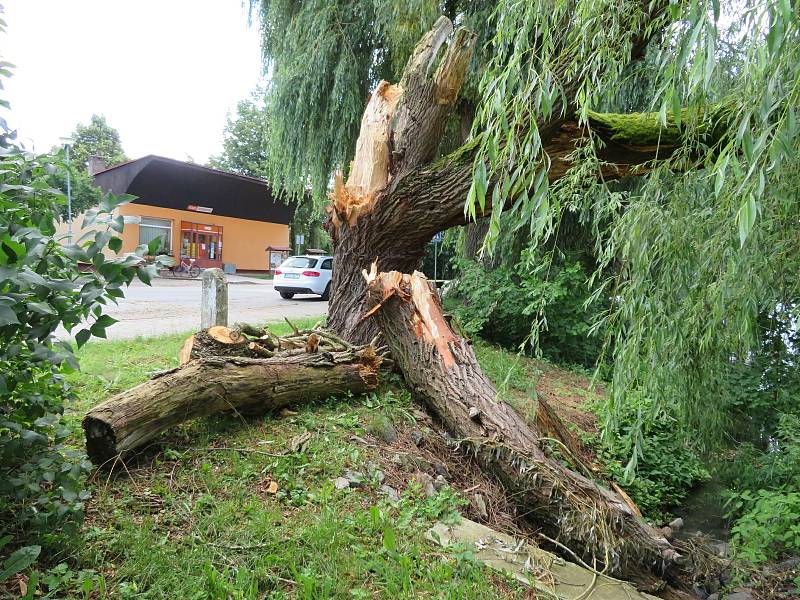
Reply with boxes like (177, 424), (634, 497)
(63, 155), (296, 272)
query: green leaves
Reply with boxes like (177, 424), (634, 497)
(0, 545), (41, 581)
(737, 194), (758, 247)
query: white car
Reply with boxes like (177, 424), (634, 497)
(274, 255), (333, 300)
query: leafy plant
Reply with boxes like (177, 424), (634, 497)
(450, 251), (606, 367)
(727, 490), (800, 564)
(594, 392), (710, 520)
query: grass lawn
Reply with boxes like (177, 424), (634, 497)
(41, 320), (601, 599)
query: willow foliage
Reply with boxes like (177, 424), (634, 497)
(469, 0), (800, 466)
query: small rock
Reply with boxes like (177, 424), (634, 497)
(473, 493), (488, 520)
(726, 592), (754, 600)
(708, 541), (729, 558)
(410, 430), (425, 447)
(380, 484), (400, 502)
(768, 556), (800, 573)
(432, 462), (450, 478)
(707, 594), (719, 600)
(410, 456), (433, 473)
(691, 584), (708, 599)
(660, 526), (674, 541)
(468, 406), (482, 420)
(668, 517), (684, 531)
(373, 469), (386, 484)
(433, 475), (447, 490)
(706, 577), (720, 593)
(412, 408), (428, 421)
(424, 481), (437, 498)
(343, 470), (366, 487)
(368, 415), (398, 444)
(334, 477), (350, 490)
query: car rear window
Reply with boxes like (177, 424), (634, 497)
(281, 257), (318, 268)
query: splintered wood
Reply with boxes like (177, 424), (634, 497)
(327, 81), (402, 227)
(363, 266), (459, 368)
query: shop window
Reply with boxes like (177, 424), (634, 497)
(139, 217), (172, 254)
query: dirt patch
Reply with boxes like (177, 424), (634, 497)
(362, 405), (529, 539)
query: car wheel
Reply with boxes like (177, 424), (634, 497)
(320, 283), (331, 301)
(280, 291), (295, 299)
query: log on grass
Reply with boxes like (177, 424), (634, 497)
(363, 266), (677, 584)
(83, 347), (381, 466)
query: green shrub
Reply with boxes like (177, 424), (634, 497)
(595, 393), (710, 520)
(727, 490), (800, 564)
(449, 250), (606, 367)
(720, 413), (800, 564)
(0, 107), (168, 570)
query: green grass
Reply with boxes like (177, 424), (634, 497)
(47, 321), (535, 599)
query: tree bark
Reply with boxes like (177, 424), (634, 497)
(363, 267), (677, 582)
(83, 346), (381, 466)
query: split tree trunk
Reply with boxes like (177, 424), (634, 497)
(84, 344), (381, 466)
(364, 268), (676, 581)
(325, 10), (677, 346)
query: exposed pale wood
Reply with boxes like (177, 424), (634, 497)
(325, 11), (669, 345)
(364, 268), (677, 582)
(248, 341), (274, 358)
(178, 334), (195, 366)
(207, 325), (245, 345)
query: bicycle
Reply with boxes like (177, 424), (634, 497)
(167, 257), (200, 278)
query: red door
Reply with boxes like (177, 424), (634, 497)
(180, 221), (223, 268)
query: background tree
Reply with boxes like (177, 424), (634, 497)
(50, 115), (128, 219)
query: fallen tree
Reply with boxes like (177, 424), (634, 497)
(83, 325), (384, 466)
(363, 267), (676, 584)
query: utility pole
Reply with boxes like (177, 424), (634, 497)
(65, 143), (72, 244)
(59, 137), (74, 244)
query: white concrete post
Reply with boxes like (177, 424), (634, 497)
(201, 268), (228, 328)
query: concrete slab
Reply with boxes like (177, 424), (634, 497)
(427, 518), (659, 600)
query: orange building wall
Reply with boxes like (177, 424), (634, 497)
(117, 204), (288, 271)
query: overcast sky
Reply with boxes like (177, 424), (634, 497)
(2, 1), (264, 163)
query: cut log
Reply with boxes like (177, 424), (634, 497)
(83, 344), (382, 466)
(207, 325), (246, 345)
(363, 267), (677, 583)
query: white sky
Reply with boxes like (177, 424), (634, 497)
(2, 1), (265, 163)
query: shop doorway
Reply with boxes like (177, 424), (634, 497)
(180, 221), (223, 268)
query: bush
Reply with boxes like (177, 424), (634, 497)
(727, 490), (800, 564)
(0, 140), (167, 568)
(595, 393), (710, 520)
(449, 250), (606, 367)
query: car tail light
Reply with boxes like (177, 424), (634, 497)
(302, 270), (320, 277)
(274, 270), (282, 275)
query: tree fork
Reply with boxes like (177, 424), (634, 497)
(363, 266), (678, 582)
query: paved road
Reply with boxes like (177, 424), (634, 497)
(58, 276), (328, 340)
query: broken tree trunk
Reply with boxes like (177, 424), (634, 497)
(83, 327), (383, 466)
(325, 10), (680, 345)
(364, 267), (677, 582)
